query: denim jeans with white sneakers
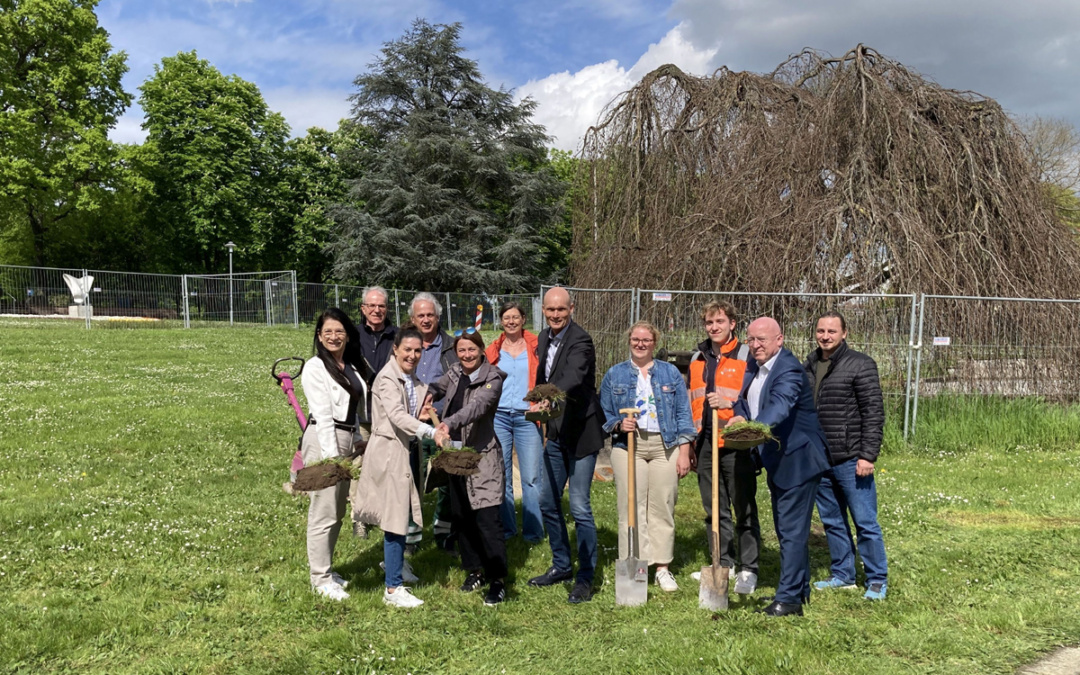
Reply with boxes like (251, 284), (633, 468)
(815, 456), (888, 586)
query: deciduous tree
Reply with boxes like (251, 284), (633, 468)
(0, 0), (131, 265)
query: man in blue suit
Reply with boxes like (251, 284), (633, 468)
(728, 317), (830, 617)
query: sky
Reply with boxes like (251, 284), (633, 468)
(98, 0), (1080, 151)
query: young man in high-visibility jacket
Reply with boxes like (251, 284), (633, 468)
(686, 300), (761, 595)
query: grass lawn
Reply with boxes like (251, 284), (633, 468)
(1, 322), (1079, 674)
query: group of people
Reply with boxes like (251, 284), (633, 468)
(298, 286), (889, 615)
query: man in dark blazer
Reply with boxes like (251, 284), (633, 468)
(527, 286), (606, 604)
(729, 317), (830, 616)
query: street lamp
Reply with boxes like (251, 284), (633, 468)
(226, 241), (236, 326)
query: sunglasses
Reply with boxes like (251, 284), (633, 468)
(454, 327), (478, 337)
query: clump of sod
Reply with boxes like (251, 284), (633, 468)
(429, 445), (482, 476)
(523, 383), (567, 404)
(720, 421), (776, 450)
(292, 458), (357, 492)
(523, 384), (566, 422)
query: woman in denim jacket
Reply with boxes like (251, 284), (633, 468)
(600, 320), (696, 592)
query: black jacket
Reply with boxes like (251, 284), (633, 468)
(804, 341), (885, 465)
(536, 320), (605, 458)
(357, 322), (397, 386)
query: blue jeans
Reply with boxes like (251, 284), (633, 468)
(539, 439), (598, 584)
(493, 409), (545, 542)
(815, 457), (888, 586)
(383, 532), (407, 588)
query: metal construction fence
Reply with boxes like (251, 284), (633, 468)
(3, 264), (1078, 438)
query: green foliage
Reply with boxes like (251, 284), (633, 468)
(328, 20), (565, 292)
(1, 324), (1079, 673)
(0, 0), (132, 265)
(138, 51), (290, 273)
(255, 122), (373, 282)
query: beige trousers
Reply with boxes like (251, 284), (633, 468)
(610, 430), (679, 566)
(302, 424), (368, 587)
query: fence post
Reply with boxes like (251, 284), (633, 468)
(902, 294), (918, 439)
(910, 294), (927, 434)
(182, 275), (190, 329)
(83, 268), (92, 330)
(334, 284), (339, 307)
(292, 271), (299, 328)
(445, 292), (452, 332)
(265, 280), (272, 326)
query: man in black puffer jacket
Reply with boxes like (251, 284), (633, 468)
(804, 311), (889, 601)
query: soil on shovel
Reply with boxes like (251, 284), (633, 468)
(723, 428), (768, 442)
(293, 462), (353, 492)
(430, 450), (482, 476)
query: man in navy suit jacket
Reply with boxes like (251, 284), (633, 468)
(729, 317), (830, 616)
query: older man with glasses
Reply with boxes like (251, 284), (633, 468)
(357, 286), (397, 385)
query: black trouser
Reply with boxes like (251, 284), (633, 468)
(697, 441), (761, 573)
(448, 475), (507, 580)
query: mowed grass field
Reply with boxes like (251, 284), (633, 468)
(1, 321), (1079, 674)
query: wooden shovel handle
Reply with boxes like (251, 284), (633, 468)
(619, 408), (639, 530)
(711, 409), (721, 565)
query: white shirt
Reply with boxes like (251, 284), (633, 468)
(545, 326), (566, 380)
(635, 368), (661, 433)
(747, 351), (781, 420)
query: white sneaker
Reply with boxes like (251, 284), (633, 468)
(383, 586), (424, 608)
(691, 568), (735, 582)
(314, 582), (349, 601)
(330, 572), (349, 589)
(379, 560), (420, 584)
(655, 569), (679, 592)
(734, 570), (757, 595)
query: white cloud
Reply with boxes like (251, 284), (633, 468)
(263, 87), (352, 135)
(109, 109), (147, 145)
(518, 22), (716, 151)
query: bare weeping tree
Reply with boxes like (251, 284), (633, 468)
(572, 45), (1080, 299)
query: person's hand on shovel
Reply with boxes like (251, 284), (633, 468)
(620, 413), (638, 433)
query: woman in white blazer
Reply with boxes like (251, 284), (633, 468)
(300, 308), (369, 601)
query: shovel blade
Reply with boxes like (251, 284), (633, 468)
(698, 565), (730, 611)
(615, 557), (649, 607)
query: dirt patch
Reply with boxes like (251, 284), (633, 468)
(293, 462), (352, 492)
(936, 510), (1080, 530)
(430, 450), (481, 476)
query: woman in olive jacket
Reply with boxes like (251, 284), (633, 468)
(428, 330), (510, 605)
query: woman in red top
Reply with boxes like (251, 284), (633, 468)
(484, 300), (544, 543)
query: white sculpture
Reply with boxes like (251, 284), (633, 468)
(62, 274), (93, 305)
(62, 274), (94, 318)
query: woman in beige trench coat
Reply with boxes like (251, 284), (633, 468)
(353, 327), (449, 609)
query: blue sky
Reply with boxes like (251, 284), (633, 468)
(98, 0), (1080, 151)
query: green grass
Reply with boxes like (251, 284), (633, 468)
(1, 323), (1079, 674)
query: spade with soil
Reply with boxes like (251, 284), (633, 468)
(292, 459), (355, 492)
(720, 420), (776, 451)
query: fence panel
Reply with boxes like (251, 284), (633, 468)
(444, 292), (541, 334)
(542, 286), (636, 379)
(912, 295), (1080, 433)
(0, 264), (92, 327)
(86, 270), (185, 327)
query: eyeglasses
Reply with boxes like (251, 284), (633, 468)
(630, 338), (655, 345)
(321, 329), (347, 337)
(745, 336), (774, 346)
(454, 327), (478, 337)
(362, 303), (387, 310)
